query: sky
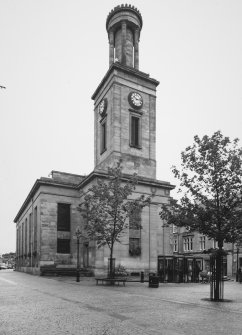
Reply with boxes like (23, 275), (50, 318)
(0, 0), (242, 254)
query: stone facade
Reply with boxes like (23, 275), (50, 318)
(93, 64), (158, 180)
(14, 172), (82, 274)
(14, 170), (174, 276)
(169, 226), (239, 277)
(14, 5), (240, 278)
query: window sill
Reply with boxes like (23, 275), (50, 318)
(129, 144), (142, 150)
(128, 108), (143, 115)
(100, 148), (107, 155)
(56, 252), (70, 255)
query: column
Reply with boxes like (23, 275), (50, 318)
(109, 29), (114, 67)
(134, 28), (139, 70)
(121, 21), (127, 65)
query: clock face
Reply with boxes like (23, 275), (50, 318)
(128, 92), (143, 109)
(98, 98), (107, 115)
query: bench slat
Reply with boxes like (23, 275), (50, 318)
(95, 278), (126, 286)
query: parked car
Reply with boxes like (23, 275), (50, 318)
(0, 263), (7, 270)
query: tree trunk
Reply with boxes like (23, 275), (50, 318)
(108, 245), (115, 279)
(214, 250), (222, 301)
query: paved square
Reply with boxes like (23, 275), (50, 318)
(0, 270), (242, 335)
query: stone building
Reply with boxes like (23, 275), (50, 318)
(14, 5), (241, 279)
(161, 225), (239, 282)
(14, 5), (175, 276)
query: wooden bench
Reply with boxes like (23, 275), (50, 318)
(95, 277), (127, 286)
(40, 267), (77, 276)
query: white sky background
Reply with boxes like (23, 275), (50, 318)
(0, 0), (242, 254)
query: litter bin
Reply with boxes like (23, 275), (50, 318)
(149, 273), (159, 288)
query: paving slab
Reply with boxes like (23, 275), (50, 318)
(0, 270), (242, 335)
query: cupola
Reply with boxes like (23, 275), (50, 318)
(106, 4), (143, 69)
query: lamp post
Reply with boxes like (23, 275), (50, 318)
(75, 227), (82, 282)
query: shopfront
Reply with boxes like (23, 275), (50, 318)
(157, 256), (203, 283)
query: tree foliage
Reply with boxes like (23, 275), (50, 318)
(160, 131), (242, 248)
(78, 164), (150, 256)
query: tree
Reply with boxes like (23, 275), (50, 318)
(160, 131), (242, 300)
(78, 163), (151, 278)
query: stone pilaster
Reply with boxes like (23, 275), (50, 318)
(134, 28), (139, 70)
(121, 21), (127, 65)
(109, 29), (114, 67)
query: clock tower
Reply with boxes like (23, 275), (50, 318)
(92, 5), (159, 179)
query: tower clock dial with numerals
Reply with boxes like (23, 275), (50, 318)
(98, 98), (108, 116)
(128, 92), (143, 109)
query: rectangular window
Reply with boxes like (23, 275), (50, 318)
(129, 208), (141, 230)
(129, 238), (141, 256)
(33, 206), (37, 252)
(57, 239), (70, 254)
(130, 115), (141, 148)
(22, 222), (24, 256)
(57, 203), (70, 231)
(19, 227), (21, 257)
(173, 239), (178, 252)
(190, 237), (193, 251)
(25, 218), (28, 255)
(16, 228), (18, 258)
(100, 119), (107, 154)
(213, 240), (218, 249)
(183, 237), (193, 252)
(29, 213), (32, 254)
(17, 227), (20, 257)
(199, 236), (206, 250)
(129, 208), (141, 256)
(183, 237), (188, 252)
(172, 225), (178, 234)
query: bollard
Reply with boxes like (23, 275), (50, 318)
(140, 271), (144, 283)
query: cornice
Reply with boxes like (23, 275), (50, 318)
(91, 63), (159, 101)
(14, 170), (175, 223)
(13, 178), (78, 223)
(77, 169), (175, 191)
(106, 4), (143, 31)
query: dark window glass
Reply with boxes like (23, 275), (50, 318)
(129, 238), (141, 256)
(101, 121), (107, 153)
(129, 208), (141, 229)
(22, 223), (24, 256)
(131, 116), (140, 147)
(57, 203), (70, 231)
(29, 213), (32, 253)
(25, 218), (28, 255)
(33, 206), (37, 251)
(57, 239), (70, 254)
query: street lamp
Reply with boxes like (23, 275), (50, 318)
(75, 227), (82, 282)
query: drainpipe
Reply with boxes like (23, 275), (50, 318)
(149, 205), (151, 272)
